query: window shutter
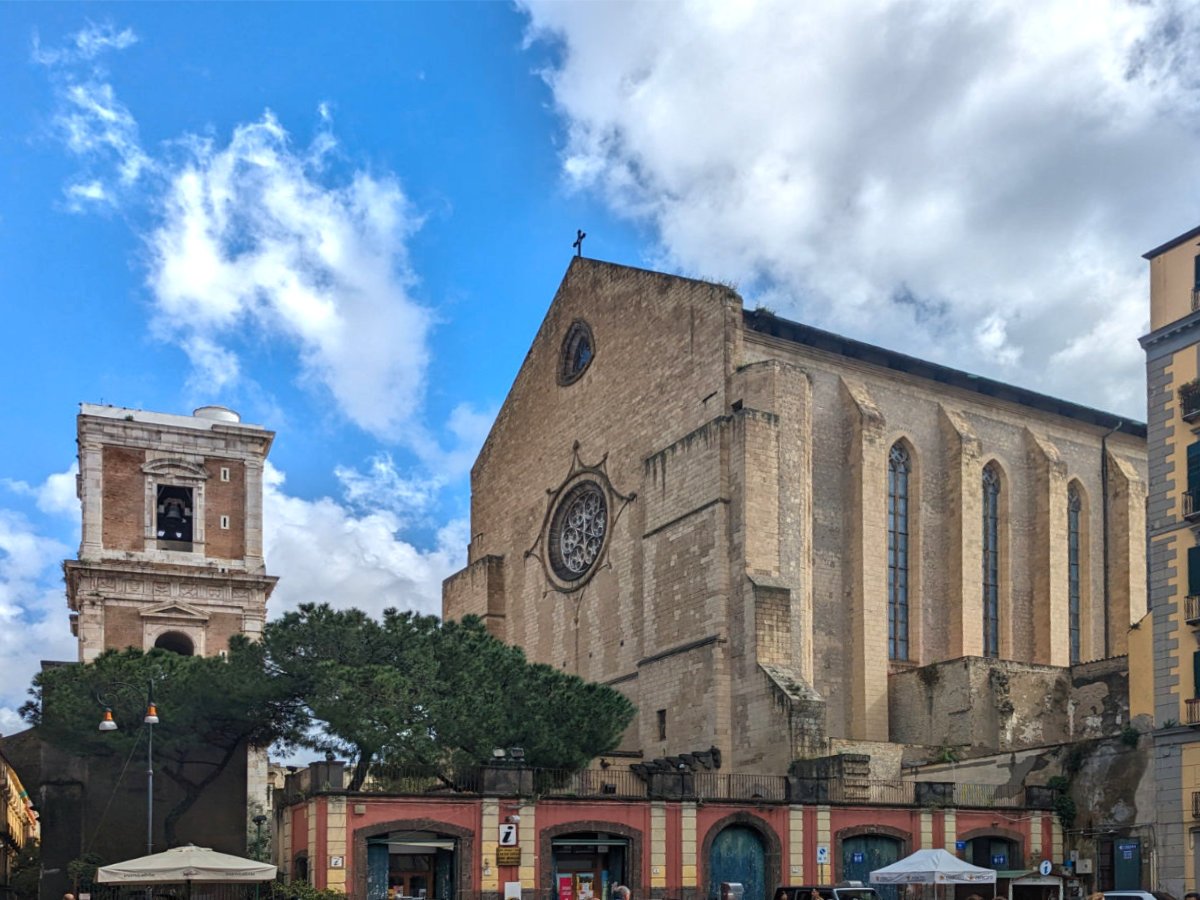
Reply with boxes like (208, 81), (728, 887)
(1193, 650), (1200, 699)
(1193, 253), (1200, 289)
(1189, 546), (1200, 597)
(1189, 442), (1200, 495)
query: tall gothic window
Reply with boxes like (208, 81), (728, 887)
(982, 463), (1001, 658)
(888, 443), (911, 660)
(1068, 484), (1082, 665)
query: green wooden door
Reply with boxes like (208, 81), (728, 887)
(709, 826), (766, 900)
(842, 836), (900, 900)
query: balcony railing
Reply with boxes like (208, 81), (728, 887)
(1186, 490), (1200, 521)
(1187, 595), (1200, 626)
(1187, 698), (1200, 725)
(1192, 286), (1200, 312)
(1181, 378), (1200, 422)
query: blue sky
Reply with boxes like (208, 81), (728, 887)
(2, 1), (1199, 731)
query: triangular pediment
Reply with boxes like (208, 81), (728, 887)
(142, 457), (209, 480)
(140, 601), (211, 621)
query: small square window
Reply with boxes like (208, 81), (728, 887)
(656, 708), (667, 741)
(220, 467), (231, 482)
(219, 515), (230, 530)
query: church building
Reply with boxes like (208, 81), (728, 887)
(444, 257), (1148, 776)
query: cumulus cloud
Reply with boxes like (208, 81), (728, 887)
(522, 0), (1200, 417)
(145, 112), (431, 440)
(4, 464), (80, 518)
(263, 463), (462, 619)
(0, 507), (77, 736)
(35, 26), (434, 441)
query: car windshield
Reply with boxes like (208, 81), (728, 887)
(835, 892), (878, 900)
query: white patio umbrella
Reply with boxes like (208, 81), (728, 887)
(96, 845), (276, 884)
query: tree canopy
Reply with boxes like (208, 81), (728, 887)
(264, 604), (636, 789)
(21, 638), (305, 846)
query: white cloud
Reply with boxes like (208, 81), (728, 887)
(521, 0), (1200, 417)
(0, 508), (77, 737)
(32, 22), (137, 67)
(263, 463), (462, 620)
(146, 112), (432, 441)
(36, 24), (150, 211)
(335, 453), (443, 525)
(4, 464), (80, 518)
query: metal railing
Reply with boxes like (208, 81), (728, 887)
(1181, 378), (1200, 421)
(1187, 698), (1200, 726)
(361, 764), (480, 794)
(1185, 490), (1200, 521)
(533, 768), (649, 799)
(1187, 595), (1200, 626)
(288, 764), (1059, 811)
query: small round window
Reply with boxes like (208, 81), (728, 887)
(548, 481), (608, 582)
(559, 320), (595, 385)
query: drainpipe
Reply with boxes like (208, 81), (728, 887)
(1101, 420), (1125, 659)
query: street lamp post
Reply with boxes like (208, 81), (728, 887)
(98, 680), (159, 856)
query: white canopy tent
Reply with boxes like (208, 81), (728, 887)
(871, 849), (997, 885)
(96, 845), (276, 885)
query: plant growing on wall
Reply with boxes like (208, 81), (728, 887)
(1046, 774), (1077, 829)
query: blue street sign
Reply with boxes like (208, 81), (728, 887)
(955, 841), (966, 851)
(852, 853), (864, 864)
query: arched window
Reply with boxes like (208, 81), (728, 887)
(888, 443), (911, 661)
(1068, 483), (1083, 664)
(982, 464), (1001, 658)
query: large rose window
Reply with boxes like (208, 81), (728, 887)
(528, 444), (634, 594)
(549, 481), (608, 581)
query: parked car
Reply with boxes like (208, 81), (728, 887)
(1103, 891), (1177, 900)
(776, 885), (882, 900)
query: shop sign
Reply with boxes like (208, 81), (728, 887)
(852, 853), (865, 864)
(330, 856), (345, 869)
(992, 855), (1007, 868)
(497, 847), (522, 866)
(559, 875), (573, 900)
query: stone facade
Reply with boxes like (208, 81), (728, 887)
(444, 258), (1148, 776)
(68, 403), (276, 661)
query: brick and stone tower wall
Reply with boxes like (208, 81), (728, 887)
(66, 403), (277, 661)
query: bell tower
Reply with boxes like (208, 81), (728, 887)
(65, 403), (277, 661)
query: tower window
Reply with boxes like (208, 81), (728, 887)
(156, 485), (194, 546)
(220, 467), (231, 482)
(656, 708), (667, 741)
(219, 514), (230, 530)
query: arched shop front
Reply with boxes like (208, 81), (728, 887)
(549, 831), (632, 900)
(358, 823), (472, 900)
